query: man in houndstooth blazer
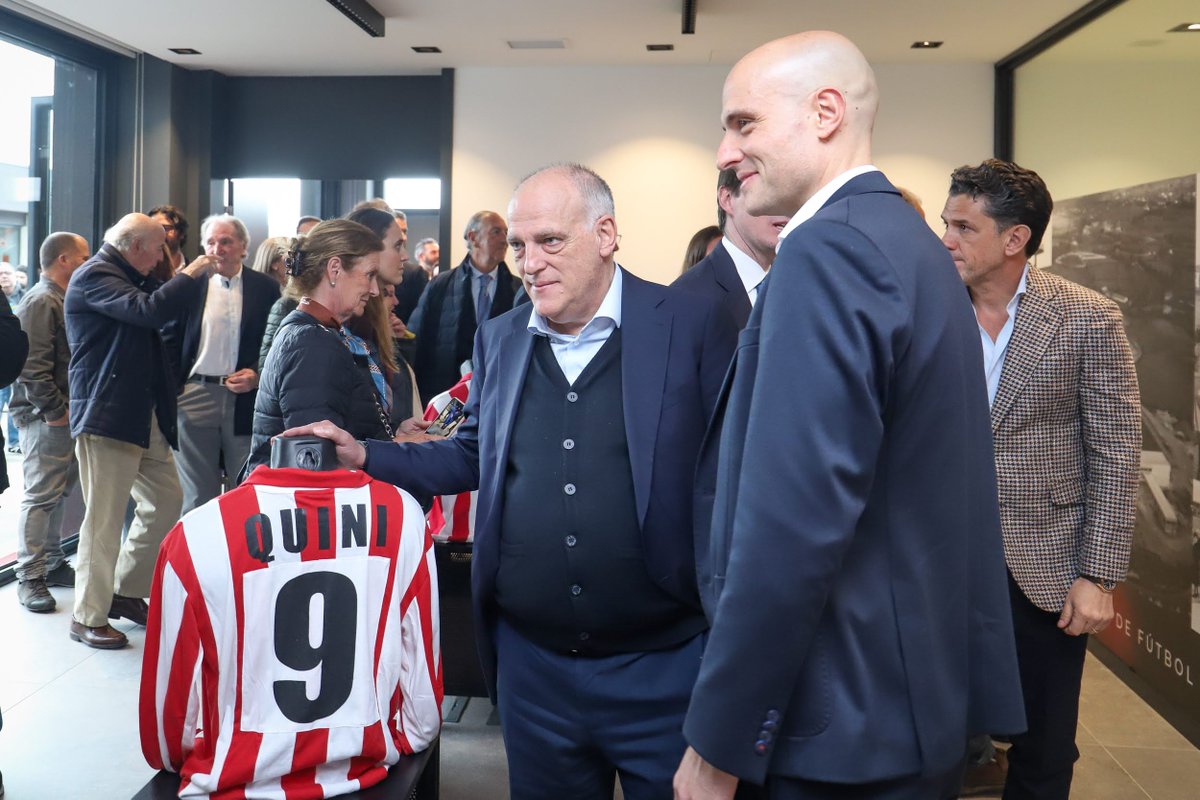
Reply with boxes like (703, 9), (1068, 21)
(942, 159), (1141, 800)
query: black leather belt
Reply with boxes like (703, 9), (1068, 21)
(189, 374), (227, 385)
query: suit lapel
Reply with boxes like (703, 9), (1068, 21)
(711, 246), (752, 327)
(990, 269), (1063, 432)
(493, 314), (535, 470)
(620, 271), (669, 527)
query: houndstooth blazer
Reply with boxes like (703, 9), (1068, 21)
(991, 267), (1141, 613)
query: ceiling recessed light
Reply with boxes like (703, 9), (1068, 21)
(168, 47), (201, 55)
(647, 44), (674, 52)
(911, 41), (943, 49)
(412, 46), (441, 54)
(506, 39), (566, 50)
(1167, 22), (1200, 32)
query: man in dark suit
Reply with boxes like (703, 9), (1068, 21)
(287, 163), (736, 799)
(673, 168), (788, 329)
(673, 32), (1025, 800)
(408, 210), (520, 403)
(943, 160), (1140, 800)
(162, 214), (279, 513)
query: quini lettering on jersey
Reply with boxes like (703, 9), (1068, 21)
(243, 503), (390, 562)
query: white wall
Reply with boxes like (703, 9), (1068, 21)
(1013, 61), (1200, 265)
(452, 62), (994, 286)
(1015, 61), (1200, 200)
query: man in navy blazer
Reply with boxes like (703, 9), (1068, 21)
(673, 32), (1025, 800)
(673, 168), (788, 330)
(289, 164), (735, 799)
(162, 214), (280, 512)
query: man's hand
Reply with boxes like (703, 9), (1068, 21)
(279, 420), (366, 470)
(180, 254), (216, 280)
(1058, 577), (1115, 636)
(224, 368), (258, 394)
(398, 415), (432, 436)
(673, 747), (738, 800)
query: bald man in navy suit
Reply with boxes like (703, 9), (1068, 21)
(673, 169), (789, 330)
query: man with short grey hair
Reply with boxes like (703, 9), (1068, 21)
(163, 213), (279, 513)
(408, 209), (519, 402)
(66, 213), (212, 649)
(11, 232), (90, 613)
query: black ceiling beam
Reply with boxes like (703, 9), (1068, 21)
(682, 0), (697, 34)
(325, 0), (385, 38)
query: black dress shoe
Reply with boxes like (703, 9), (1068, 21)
(44, 561), (76, 587)
(108, 593), (149, 626)
(69, 619), (128, 649)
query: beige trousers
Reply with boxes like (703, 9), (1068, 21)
(72, 414), (182, 627)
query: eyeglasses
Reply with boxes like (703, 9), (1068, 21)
(161, 224), (176, 232)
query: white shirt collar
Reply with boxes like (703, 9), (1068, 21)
(527, 264), (623, 341)
(213, 266), (242, 288)
(721, 237), (767, 297)
(778, 165), (880, 243)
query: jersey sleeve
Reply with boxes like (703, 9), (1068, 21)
(140, 528), (204, 772)
(394, 495), (443, 752)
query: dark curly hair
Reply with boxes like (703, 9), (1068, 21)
(948, 159), (1052, 257)
(146, 204), (189, 250)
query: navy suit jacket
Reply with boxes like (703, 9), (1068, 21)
(365, 267), (736, 697)
(683, 172), (1024, 785)
(162, 266), (280, 436)
(672, 241), (753, 330)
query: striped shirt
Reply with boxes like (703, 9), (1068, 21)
(424, 375), (476, 544)
(140, 466), (442, 799)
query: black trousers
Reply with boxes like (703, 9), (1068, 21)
(1004, 574), (1089, 800)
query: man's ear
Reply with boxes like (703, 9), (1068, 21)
(595, 215), (618, 257)
(1004, 225), (1032, 258)
(717, 186), (735, 218)
(813, 87), (847, 141)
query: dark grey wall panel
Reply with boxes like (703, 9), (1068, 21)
(214, 75), (444, 179)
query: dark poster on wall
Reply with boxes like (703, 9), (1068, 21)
(1048, 174), (1200, 720)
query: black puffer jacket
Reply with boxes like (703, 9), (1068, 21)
(257, 294), (300, 372)
(249, 309), (389, 471)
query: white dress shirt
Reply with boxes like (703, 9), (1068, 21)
(721, 237), (767, 306)
(977, 264), (1029, 407)
(190, 268), (243, 377)
(527, 266), (623, 385)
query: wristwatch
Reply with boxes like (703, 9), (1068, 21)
(1081, 574), (1118, 594)
(357, 440), (370, 472)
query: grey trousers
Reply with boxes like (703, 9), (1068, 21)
(15, 417), (78, 581)
(73, 415), (181, 627)
(175, 380), (251, 515)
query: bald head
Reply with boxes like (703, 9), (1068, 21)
(718, 31), (878, 216)
(104, 213), (167, 275)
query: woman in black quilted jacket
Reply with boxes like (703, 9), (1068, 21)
(248, 219), (389, 472)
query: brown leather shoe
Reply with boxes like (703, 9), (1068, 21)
(69, 619), (128, 649)
(108, 593), (149, 626)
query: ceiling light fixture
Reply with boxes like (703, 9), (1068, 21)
(412, 46), (442, 54)
(911, 41), (943, 49)
(647, 44), (675, 52)
(506, 40), (566, 50)
(324, 0), (385, 38)
(681, 0), (697, 35)
(1167, 22), (1200, 32)
(168, 48), (201, 55)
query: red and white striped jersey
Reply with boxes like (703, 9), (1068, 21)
(140, 466), (442, 800)
(424, 375), (477, 544)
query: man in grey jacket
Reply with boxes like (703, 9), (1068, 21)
(11, 232), (90, 613)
